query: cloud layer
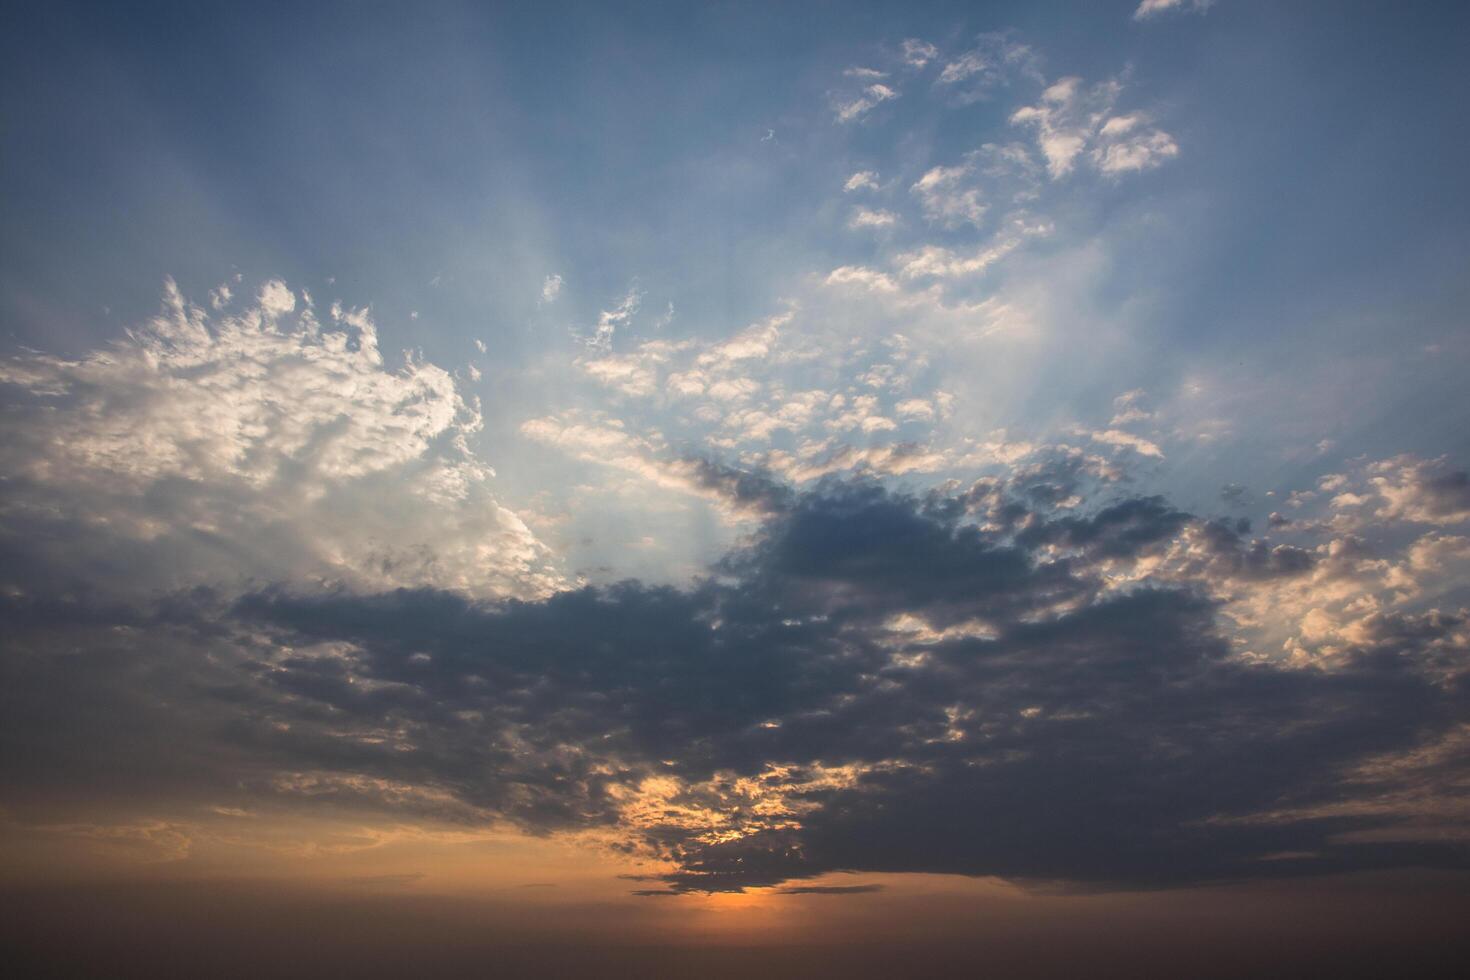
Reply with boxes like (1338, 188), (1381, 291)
(6, 448), (1466, 893)
(2, 5), (1468, 918)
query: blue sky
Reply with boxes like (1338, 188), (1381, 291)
(3, 0), (1470, 955)
(5, 2), (1467, 577)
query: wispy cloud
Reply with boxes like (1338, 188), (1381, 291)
(1134, 0), (1214, 22)
(587, 285), (642, 350)
(833, 82), (898, 122)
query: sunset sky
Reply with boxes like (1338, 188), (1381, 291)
(3, 1), (1469, 975)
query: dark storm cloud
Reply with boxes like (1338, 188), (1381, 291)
(1190, 517), (1317, 580)
(1404, 462), (1470, 521)
(648, 596), (1469, 891)
(1422, 469), (1470, 515)
(1012, 494), (1189, 560)
(681, 457), (795, 517)
(3, 474), (1468, 894)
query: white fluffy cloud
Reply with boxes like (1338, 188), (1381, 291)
(0, 279), (559, 600)
(911, 163), (988, 228)
(849, 207), (899, 229)
(909, 143), (1040, 230)
(1010, 77), (1178, 178)
(1366, 456), (1470, 525)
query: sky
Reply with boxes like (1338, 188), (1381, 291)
(2, 0), (1470, 975)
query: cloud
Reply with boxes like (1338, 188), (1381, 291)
(5, 426), (1469, 898)
(824, 265), (898, 292)
(519, 411), (786, 520)
(776, 883), (884, 895)
(1134, 0), (1214, 21)
(1093, 113), (1180, 174)
(849, 208), (898, 230)
(579, 338), (689, 398)
(1110, 389), (1154, 426)
(765, 442), (951, 483)
(587, 286), (642, 350)
(911, 164), (987, 228)
(5, 17), (1465, 923)
(1010, 78), (1178, 179)
(0, 278), (558, 601)
(895, 398), (936, 421)
(696, 313), (786, 368)
(200, 475), (1470, 894)
(541, 274), (563, 303)
(1087, 428), (1165, 458)
(900, 39), (938, 69)
(934, 35), (1042, 105)
(909, 143), (1040, 230)
(834, 83), (898, 123)
(560, 310), (972, 497)
(895, 225), (1044, 281)
(1368, 456), (1470, 525)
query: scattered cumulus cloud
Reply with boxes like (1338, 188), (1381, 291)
(849, 208), (899, 230)
(1011, 77), (1178, 178)
(0, 278), (559, 601)
(911, 164), (988, 228)
(909, 143), (1040, 229)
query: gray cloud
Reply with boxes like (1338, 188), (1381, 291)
(5, 467), (1466, 894)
